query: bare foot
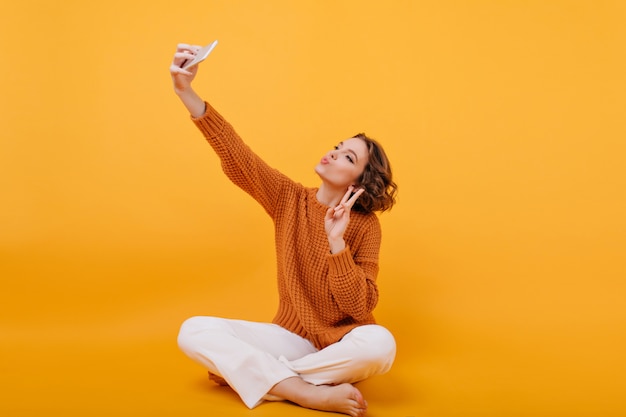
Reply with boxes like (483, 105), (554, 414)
(270, 377), (368, 417)
(310, 383), (368, 417)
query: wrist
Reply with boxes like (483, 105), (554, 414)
(174, 85), (194, 97)
(328, 239), (346, 254)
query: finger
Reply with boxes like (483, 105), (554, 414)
(169, 63), (193, 76)
(345, 188), (365, 208)
(174, 45), (202, 68)
(176, 43), (202, 53)
(173, 54), (195, 69)
(174, 51), (196, 60)
(339, 186), (355, 206)
(325, 207), (335, 221)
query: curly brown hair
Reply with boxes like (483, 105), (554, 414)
(351, 133), (398, 214)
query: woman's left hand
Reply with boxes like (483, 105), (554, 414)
(325, 186), (365, 253)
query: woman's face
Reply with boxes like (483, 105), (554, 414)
(315, 137), (369, 188)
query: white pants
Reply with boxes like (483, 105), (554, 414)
(177, 316), (396, 409)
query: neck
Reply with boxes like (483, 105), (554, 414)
(316, 183), (347, 207)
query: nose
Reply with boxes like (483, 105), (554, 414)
(329, 150), (337, 160)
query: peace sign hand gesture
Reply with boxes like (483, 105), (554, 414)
(325, 186), (366, 254)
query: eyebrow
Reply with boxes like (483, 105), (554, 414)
(338, 141), (359, 163)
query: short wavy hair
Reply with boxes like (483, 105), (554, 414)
(351, 133), (398, 214)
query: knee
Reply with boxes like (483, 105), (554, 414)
(177, 316), (221, 353)
(351, 325), (397, 366)
(177, 316), (199, 352)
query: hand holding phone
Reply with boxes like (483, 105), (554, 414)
(181, 40), (218, 70)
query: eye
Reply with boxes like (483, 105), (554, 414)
(346, 155), (354, 163)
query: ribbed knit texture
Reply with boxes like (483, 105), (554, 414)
(192, 102), (381, 349)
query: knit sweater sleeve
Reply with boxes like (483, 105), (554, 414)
(326, 214), (381, 320)
(191, 102), (290, 217)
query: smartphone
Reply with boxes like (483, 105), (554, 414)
(182, 40), (218, 70)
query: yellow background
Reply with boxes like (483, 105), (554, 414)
(1, 1), (625, 416)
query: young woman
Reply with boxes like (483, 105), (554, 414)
(170, 43), (398, 417)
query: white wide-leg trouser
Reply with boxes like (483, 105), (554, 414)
(177, 316), (396, 409)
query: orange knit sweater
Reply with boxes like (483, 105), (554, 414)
(192, 102), (381, 349)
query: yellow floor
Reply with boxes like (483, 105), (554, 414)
(2, 247), (624, 417)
